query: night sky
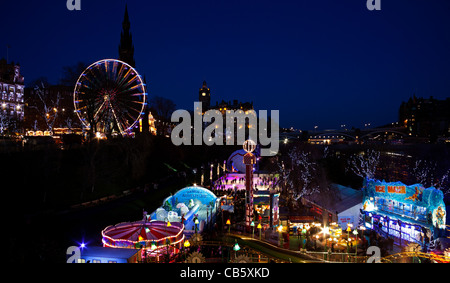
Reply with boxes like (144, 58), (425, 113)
(1, 0), (449, 130)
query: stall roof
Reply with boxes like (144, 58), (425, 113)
(81, 246), (139, 259)
(305, 184), (363, 214)
(332, 184), (363, 213)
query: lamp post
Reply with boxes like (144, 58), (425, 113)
(210, 164), (213, 184)
(183, 240), (190, 262)
(346, 224), (352, 254)
(278, 225), (283, 247)
(226, 219), (231, 234)
(321, 226), (329, 252)
(359, 225), (366, 250)
(194, 216), (199, 234)
(233, 241), (240, 261)
(257, 223), (262, 240)
(353, 229), (358, 260)
(251, 221), (255, 238)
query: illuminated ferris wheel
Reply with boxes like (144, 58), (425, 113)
(73, 59), (147, 137)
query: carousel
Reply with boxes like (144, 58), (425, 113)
(101, 220), (185, 262)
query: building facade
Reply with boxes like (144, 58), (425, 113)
(399, 95), (450, 141)
(0, 59), (25, 132)
(199, 81), (254, 114)
(197, 81), (255, 144)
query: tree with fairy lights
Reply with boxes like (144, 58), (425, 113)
(29, 81), (61, 133)
(412, 159), (436, 187)
(346, 149), (380, 180)
(0, 111), (10, 135)
(412, 159), (450, 195)
(276, 145), (329, 211)
(436, 169), (450, 195)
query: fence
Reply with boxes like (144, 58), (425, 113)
(305, 251), (368, 263)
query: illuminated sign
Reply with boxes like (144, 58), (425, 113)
(374, 185), (406, 194)
(387, 185), (406, 194)
(375, 185), (385, 193)
(363, 179), (446, 229)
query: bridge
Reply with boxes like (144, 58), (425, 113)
(307, 127), (408, 143)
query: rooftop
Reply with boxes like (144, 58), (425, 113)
(81, 246), (139, 259)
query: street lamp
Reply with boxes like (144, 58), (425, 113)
(277, 225), (283, 247)
(346, 224), (352, 254)
(251, 221), (255, 238)
(210, 164), (213, 182)
(184, 240), (190, 262)
(353, 229), (359, 259)
(233, 241), (241, 261)
(194, 217), (199, 234)
(226, 219), (231, 234)
(233, 241), (240, 251)
(321, 226), (329, 253)
(257, 223), (262, 240)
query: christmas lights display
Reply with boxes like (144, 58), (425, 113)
(148, 185), (219, 233)
(102, 220), (184, 253)
(361, 179), (446, 246)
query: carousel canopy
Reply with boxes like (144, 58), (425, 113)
(102, 220), (184, 249)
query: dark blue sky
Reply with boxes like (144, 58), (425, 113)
(1, 0), (449, 130)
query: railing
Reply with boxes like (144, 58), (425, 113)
(376, 203), (427, 223)
(381, 251), (450, 263)
(305, 251), (368, 263)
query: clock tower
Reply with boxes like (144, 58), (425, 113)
(199, 80), (211, 109)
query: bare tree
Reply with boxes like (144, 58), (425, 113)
(59, 62), (88, 87)
(148, 95), (176, 136)
(29, 81), (61, 132)
(0, 111), (10, 135)
(436, 169), (450, 195)
(277, 146), (329, 210)
(149, 95), (176, 121)
(346, 149), (380, 180)
(412, 159), (449, 195)
(411, 159), (436, 187)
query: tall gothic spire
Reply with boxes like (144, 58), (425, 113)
(119, 4), (136, 67)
